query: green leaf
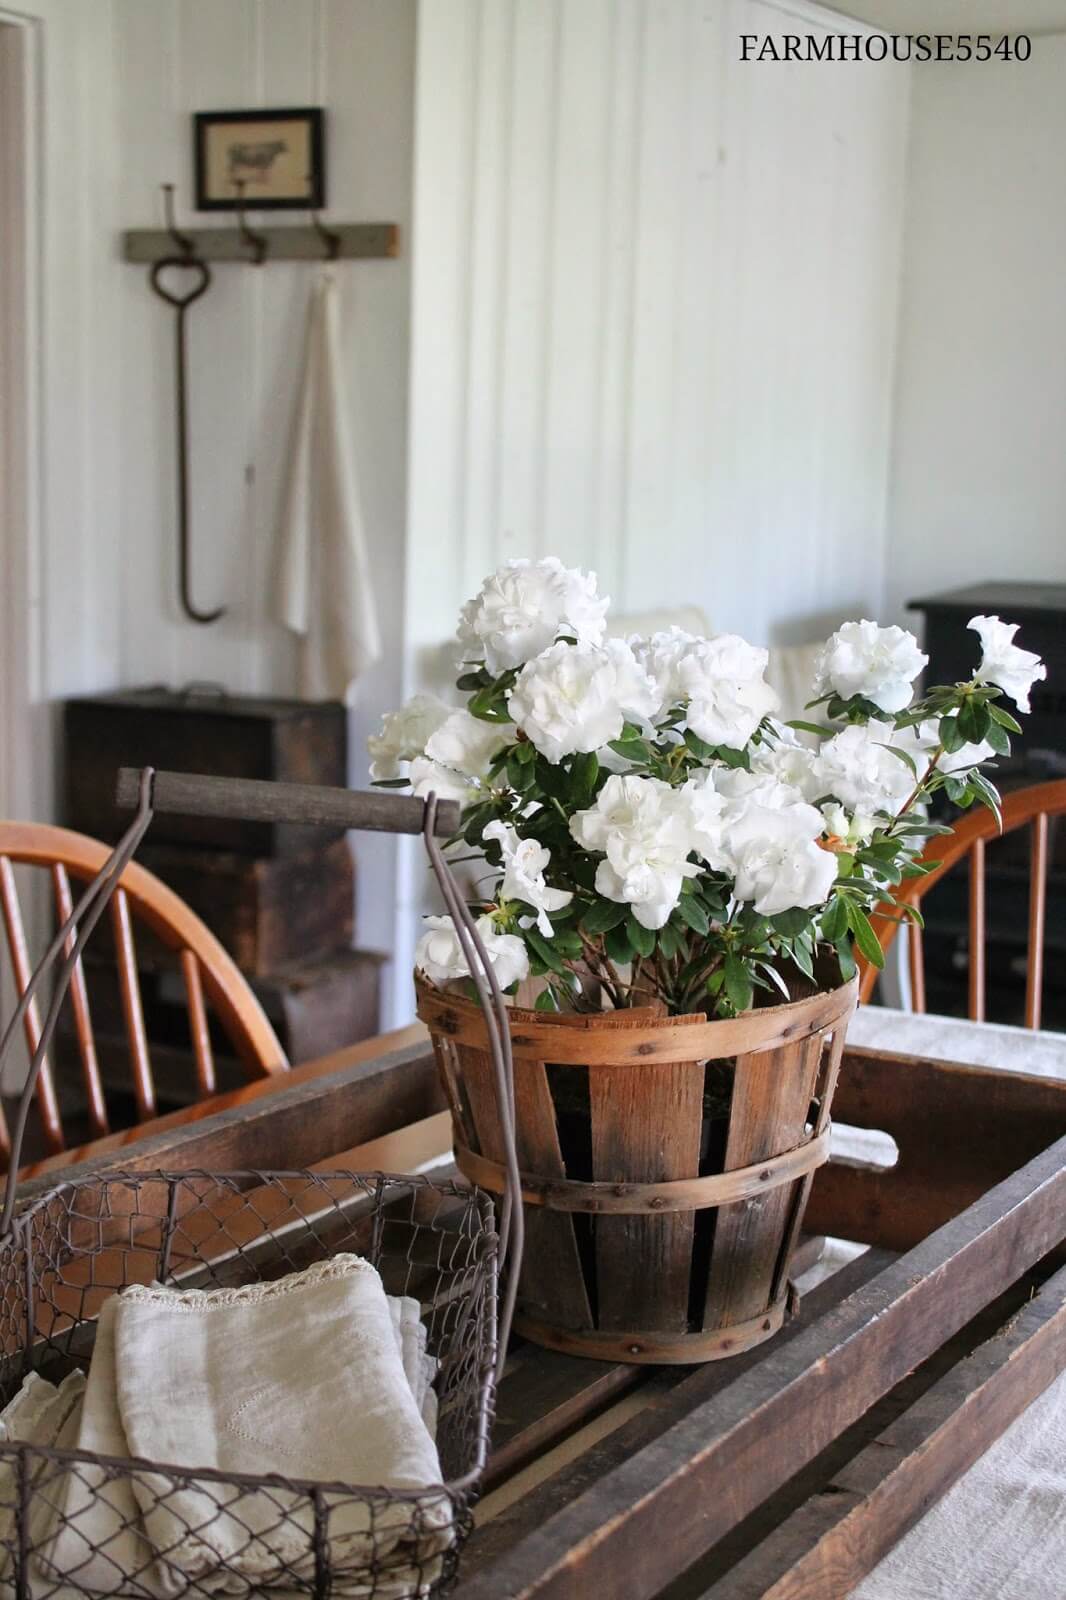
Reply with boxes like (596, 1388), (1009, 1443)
(756, 961), (792, 1002)
(506, 749), (534, 792)
(958, 696), (990, 744)
(626, 913), (656, 958)
(580, 899), (628, 937)
(658, 923), (687, 961)
(685, 731), (714, 760)
(770, 908), (813, 938)
(877, 742), (918, 777)
(988, 703), (1022, 735)
(370, 777), (411, 789)
(552, 927), (585, 959)
(534, 986), (560, 1012)
(723, 955), (754, 1014)
(835, 937), (857, 983)
(676, 895), (710, 936)
(607, 737), (653, 764)
(456, 670), (490, 691)
(789, 935), (815, 981)
(939, 716), (966, 754)
(786, 720), (836, 738)
(984, 719), (1011, 757)
(820, 895), (848, 943)
(901, 902), (925, 927)
(605, 922), (634, 965)
(570, 750), (600, 805)
(524, 927), (567, 975)
(846, 902), (885, 969)
(968, 770), (1003, 829)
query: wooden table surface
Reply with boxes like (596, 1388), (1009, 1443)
(12, 1027), (1066, 1600)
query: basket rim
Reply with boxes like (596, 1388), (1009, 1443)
(417, 972), (858, 1062)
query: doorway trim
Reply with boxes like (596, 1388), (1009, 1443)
(0, 13), (44, 822)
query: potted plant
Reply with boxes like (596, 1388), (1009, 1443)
(371, 564), (1046, 1361)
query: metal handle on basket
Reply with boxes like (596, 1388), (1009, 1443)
(0, 768), (523, 1375)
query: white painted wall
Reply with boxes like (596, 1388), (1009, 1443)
(406, 0), (910, 677)
(110, 0), (417, 1020)
(398, 0), (913, 1015)
(886, 40), (1066, 624)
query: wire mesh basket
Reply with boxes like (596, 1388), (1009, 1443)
(0, 771), (524, 1599)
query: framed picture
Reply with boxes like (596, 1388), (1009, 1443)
(194, 107), (325, 211)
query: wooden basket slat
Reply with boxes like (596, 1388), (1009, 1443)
(512, 1061), (592, 1330)
(703, 1033), (825, 1329)
(590, 1060), (705, 1334)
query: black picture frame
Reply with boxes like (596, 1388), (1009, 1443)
(194, 107), (326, 212)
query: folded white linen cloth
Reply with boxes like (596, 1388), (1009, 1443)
(0, 1370), (86, 1592)
(36, 1258), (450, 1598)
(274, 273), (382, 705)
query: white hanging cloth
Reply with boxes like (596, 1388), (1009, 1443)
(275, 274), (382, 703)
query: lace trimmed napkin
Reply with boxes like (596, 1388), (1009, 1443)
(31, 1256), (450, 1598)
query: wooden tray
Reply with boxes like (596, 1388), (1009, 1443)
(17, 1033), (1066, 1600)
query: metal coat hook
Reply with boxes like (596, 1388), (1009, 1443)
(149, 183), (226, 625)
(233, 180), (268, 264)
(310, 205), (342, 261)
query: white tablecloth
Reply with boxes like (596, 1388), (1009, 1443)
(834, 1008), (1066, 1596)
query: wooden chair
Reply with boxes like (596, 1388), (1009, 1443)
(859, 779), (1066, 1027)
(0, 821), (288, 1170)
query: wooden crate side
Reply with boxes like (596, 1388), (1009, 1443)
(452, 1133), (1066, 1600)
(808, 1045), (1066, 1249)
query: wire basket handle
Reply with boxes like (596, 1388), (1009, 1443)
(0, 768), (523, 1374)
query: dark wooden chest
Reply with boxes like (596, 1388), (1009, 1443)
(909, 580), (1066, 758)
(64, 687), (347, 855)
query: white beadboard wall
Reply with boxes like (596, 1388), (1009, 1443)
(406, 0), (911, 681)
(396, 0), (912, 1019)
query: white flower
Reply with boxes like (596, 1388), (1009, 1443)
(630, 627), (698, 706)
(424, 709), (509, 778)
(821, 802), (877, 846)
(811, 721), (914, 816)
(813, 620), (927, 714)
(483, 820), (573, 937)
(571, 774), (699, 929)
(409, 710), (511, 810)
(507, 639), (660, 763)
(368, 694), (451, 781)
(457, 557), (609, 675)
(409, 757), (478, 808)
(728, 808), (838, 916)
(696, 767), (836, 913)
(675, 635), (778, 749)
(969, 615), (1046, 712)
(679, 770), (730, 871)
(749, 723), (821, 800)
(415, 913), (529, 989)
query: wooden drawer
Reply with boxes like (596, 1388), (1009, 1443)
(64, 687), (347, 855)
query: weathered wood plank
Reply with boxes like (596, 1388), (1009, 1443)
(513, 1061), (593, 1330)
(590, 1060), (705, 1333)
(487, 1345), (646, 1490)
(452, 1132), (1066, 1600)
(808, 1046), (1066, 1250)
(466, 1247), (896, 1580)
(698, 1259), (1066, 1599)
(10, 1033), (443, 1206)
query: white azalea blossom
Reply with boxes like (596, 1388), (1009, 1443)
(483, 820), (573, 937)
(415, 914), (529, 989)
(821, 802), (877, 846)
(969, 614), (1047, 712)
(457, 557), (609, 675)
(728, 807), (838, 916)
(376, 558), (1032, 1020)
(813, 620), (927, 715)
(676, 635), (779, 749)
(508, 639), (660, 762)
(811, 721), (915, 816)
(630, 627), (698, 707)
(424, 709), (509, 778)
(408, 756), (479, 808)
(571, 774), (699, 928)
(748, 723), (821, 801)
(368, 694), (451, 781)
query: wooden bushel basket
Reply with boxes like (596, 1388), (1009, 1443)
(419, 975), (857, 1363)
